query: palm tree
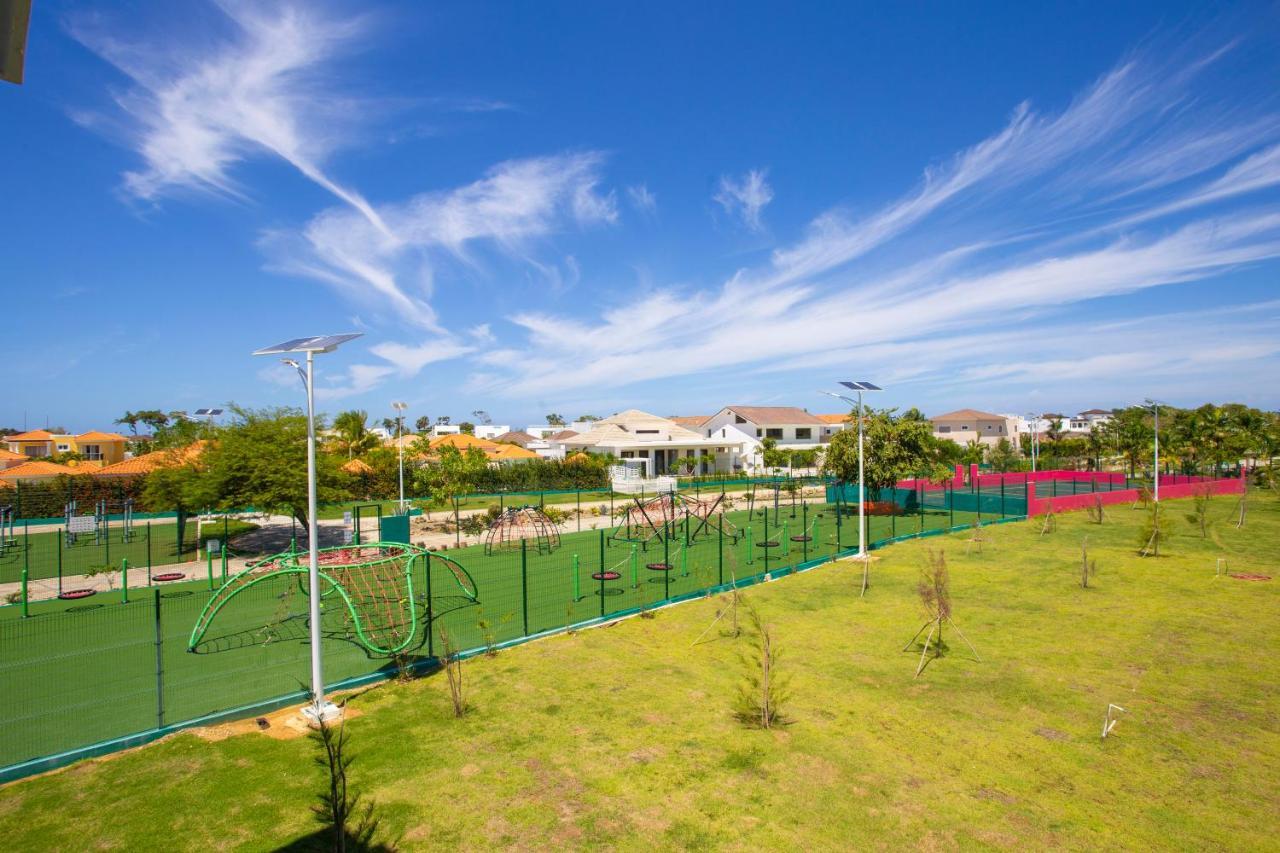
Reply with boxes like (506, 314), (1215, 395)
(415, 416), (430, 433)
(332, 410), (378, 458)
(115, 411), (140, 436)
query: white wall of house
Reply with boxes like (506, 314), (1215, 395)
(474, 424), (511, 440)
(525, 425), (561, 439)
(430, 424), (461, 437)
(701, 411), (826, 450)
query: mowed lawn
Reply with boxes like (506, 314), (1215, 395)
(0, 494), (1276, 850)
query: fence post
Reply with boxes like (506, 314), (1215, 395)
(57, 528), (63, 597)
(520, 538), (529, 636)
(1001, 480), (1006, 517)
(663, 527), (670, 599)
(121, 558), (129, 603)
(207, 549), (214, 590)
(21, 568), (28, 617)
(976, 479), (982, 524)
(949, 482), (955, 528)
(572, 553), (580, 601)
(22, 521), (29, 584)
(153, 587), (165, 729)
(424, 553), (434, 659)
(105, 517), (110, 567)
(221, 545), (228, 582)
(146, 522), (152, 582)
(454, 498), (461, 547)
(717, 515), (724, 585)
(576, 490), (581, 532)
(802, 502), (809, 562)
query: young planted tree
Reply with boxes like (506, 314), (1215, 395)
(734, 603), (788, 729)
(311, 714), (380, 853)
(1139, 500), (1173, 557)
(438, 627), (467, 717)
(1086, 494), (1107, 524)
(1080, 536), (1097, 589)
(903, 550), (979, 677)
(1186, 485), (1213, 538)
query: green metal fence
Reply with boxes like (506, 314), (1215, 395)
(0, 485), (1024, 783)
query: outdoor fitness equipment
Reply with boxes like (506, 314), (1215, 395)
(608, 491), (738, 549)
(188, 542), (478, 657)
(64, 498), (134, 547)
(0, 505), (16, 556)
(484, 506), (561, 556)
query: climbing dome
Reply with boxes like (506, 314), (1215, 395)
(188, 542), (476, 656)
(484, 506), (561, 556)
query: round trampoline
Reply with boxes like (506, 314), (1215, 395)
(645, 562), (672, 572)
(591, 571), (621, 581)
(153, 572), (185, 582)
(58, 588), (96, 600)
(756, 540), (780, 548)
(790, 535), (812, 542)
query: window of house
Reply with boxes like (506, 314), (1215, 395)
(938, 426), (952, 433)
(57, 443), (70, 451)
(734, 415), (747, 424)
(635, 429), (658, 434)
(756, 429), (762, 437)
(82, 444), (101, 460)
(796, 428), (811, 439)
(766, 428), (783, 439)
(621, 451), (634, 458)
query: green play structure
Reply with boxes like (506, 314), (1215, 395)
(187, 542), (477, 656)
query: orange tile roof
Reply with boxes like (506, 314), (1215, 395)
(815, 413), (850, 424)
(0, 460), (83, 480)
(485, 444), (539, 461)
(5, 430), (57, 442)
(90, 441), (208, 477)
(429, 433), (498, 451)
(342, 458), (375, 475)
(76, 431), (128, 442)
(0, 448), (26, 461)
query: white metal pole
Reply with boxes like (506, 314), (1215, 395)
(1153, 404), (1160, 503)
(397, 413), (405, 510)
(304, 350), (329, 720)
(857, 389), (866, 560)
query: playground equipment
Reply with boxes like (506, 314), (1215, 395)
(64, 499), (134, 547)
(484, 506), (561, 556)
(188, 542), (479, 657)
(0, 505), (15, 556)
(608, 491), (739, 549)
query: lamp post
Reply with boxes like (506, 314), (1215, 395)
(1144, 399), (1165, 502)
(392, 401), (408, 511)
(254, 334), (362, 724)
(1024, 412), (1039, 472)
(822, 381), (883, 568)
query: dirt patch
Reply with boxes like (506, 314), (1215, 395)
(975, 786), (1018, 805)
(193, 704), (365, 742)
(1035, 726), (1070, 742)
(1229, 573), (1271, 581)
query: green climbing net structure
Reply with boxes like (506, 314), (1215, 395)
(188, 542), (470, 656)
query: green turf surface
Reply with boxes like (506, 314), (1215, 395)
(0, 494), (1274, 849)
(0, 500), (991, 772)
(0, 519), (260, 586)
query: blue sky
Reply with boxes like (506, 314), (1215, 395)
(4, 1), (1280, 432)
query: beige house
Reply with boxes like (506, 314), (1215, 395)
(929, 409), (1015, 447)
(558, 409), (737, 474)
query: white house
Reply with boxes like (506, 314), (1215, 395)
(559, 410), (741, 475)
(701, 406), (829, 450)
(1064, 409), (1113, 433)
(429, 424), (461, 437)
(474, 424), (511, 440)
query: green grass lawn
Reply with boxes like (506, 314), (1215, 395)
(0, 494), (1275, 849)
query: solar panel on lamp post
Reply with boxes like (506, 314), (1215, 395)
(392, 402), (408, 512)
(253, 334), (362, 724)
(1025, 412), (1039, 472)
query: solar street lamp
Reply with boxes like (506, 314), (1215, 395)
(1024, 412), (1040, 472)
(821, 381), (883, 570)
(254, 334), (362, 724)
(1144, 399), (1166, 502)
(392, 402), (408, 511)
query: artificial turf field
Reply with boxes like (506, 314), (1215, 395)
(0, 494), (1275, 849)
(2, 502), (983, 771)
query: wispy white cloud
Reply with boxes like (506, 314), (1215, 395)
(627, 184), (657, 217)
(72, 3), (391, 235)
(263, 152), (616, 331)
(714, 169), (773, 232)
(479, 45), (1280, 408)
